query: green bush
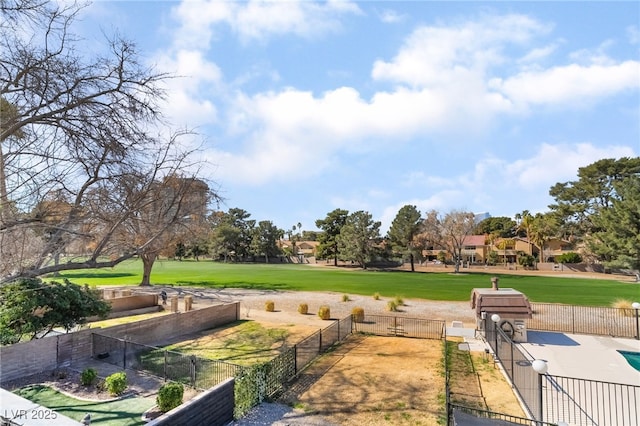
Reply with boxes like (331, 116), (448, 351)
(80, 368), (97, 386)
(297, 303), (308, 314)
(341, 294), (350, 302)
(394, 296), (404, 306)
(556, 252), (582, 264)
(105, 371), (127, 396)
(373, 292), (380, 300)
(386, 300), (398, 312)
(157, 382), (184, 413)
(318, 305), (330, 320)
(517, 253), (535, 268)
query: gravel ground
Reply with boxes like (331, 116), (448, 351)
(149, 286), (478, 327)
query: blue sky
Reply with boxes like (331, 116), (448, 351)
(79, 1), (639, 233)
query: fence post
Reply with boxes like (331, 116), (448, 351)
(634, 303), (640, 340)
(190, 355), (196, 388)
(164, 351), (168, 382)
(294, 345), (298, 374)
(123, 339), (127, 369)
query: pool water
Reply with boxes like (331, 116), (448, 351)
(617, 350), (640, 372)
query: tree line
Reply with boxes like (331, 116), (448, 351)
(165, 156), (640, 281)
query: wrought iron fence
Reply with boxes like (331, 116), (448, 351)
(541, 375), (640, 426)
(448, 404), (558, 426)
(353, 314), (445, 339)
(484, 316), (640, 426)
(92, 333), (240, 388)
(529, 303), (639, 338)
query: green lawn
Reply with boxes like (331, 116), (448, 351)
(56, 259), (638, 307)
(14, 385), (155, 425)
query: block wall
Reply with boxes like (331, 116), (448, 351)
(108, 294), (159, 312)
(0, 303), (240, 383)
(147, 378), (235, 426)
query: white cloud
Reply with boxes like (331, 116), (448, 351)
(501, 143), (637, 190)
(377, 9), (406, 24)
(371, 14), (550, 88)
(154, 50), (222, 127)
(490, 61), (640, 107)
(165, 10), (638, 191)
(172, 0), (362, 48)
(518, 43), (559, 64)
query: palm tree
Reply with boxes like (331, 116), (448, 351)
(530, 213), (558, 263)
(515, 210), (534, 257)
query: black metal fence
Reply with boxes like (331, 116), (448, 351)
(91, 334), (240, 388)
(484, 317), (640, 426)
(353, 314), (445, 339)
(91, 315), (355, 419)
(541, 375), (640, 426)
(529, 303), (639, 338)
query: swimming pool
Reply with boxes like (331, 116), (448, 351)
(617, 350), (640, 372)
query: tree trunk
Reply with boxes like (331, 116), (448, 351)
(409, 253), (415, 272)
(140, 253), (157, 286)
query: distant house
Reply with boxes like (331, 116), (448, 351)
(279, 240), (319, 259)
(297, 241), (319, 257)
(460, 235), (488, 264)
(542, 238), (576, 262)
(420, 233), (581, 266)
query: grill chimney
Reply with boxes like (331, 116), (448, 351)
(491, 277), (499, 291)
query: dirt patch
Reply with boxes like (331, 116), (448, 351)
(279, 334), (446, 425)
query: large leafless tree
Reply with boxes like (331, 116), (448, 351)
(0, 0), (218, 283)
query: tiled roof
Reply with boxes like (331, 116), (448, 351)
(463, 235), (486, 246)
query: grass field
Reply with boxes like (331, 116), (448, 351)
(56, 259), (638, 307)
(14, 385), (154, 426)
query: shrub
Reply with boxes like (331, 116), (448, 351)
(157, 382), (184, 413)
(341, 294), (350, 302)
(386, 300), (398, 312)
(373, 292), (380, 300)
(394, 296), (404, 306)
(612, 299), (635, 317)
(556, 252), (582, 264)
(351, 307), (364, 323)
(105, 371), (127, 396)
(318, 305), (331, 320)
(80, 368), (97, 386)
(297, 303), (308, 314)
(265, 301), (275, 312)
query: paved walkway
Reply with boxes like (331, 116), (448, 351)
(519, 331), (640, 385)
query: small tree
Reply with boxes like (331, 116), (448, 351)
(0, 278), (110, 344)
